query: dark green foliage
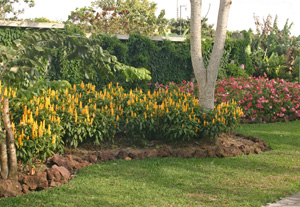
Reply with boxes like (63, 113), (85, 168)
(98, 35), (128, 64)
(80, 33), (253, 86)
(0, 27), (24, 46)
(226, 30), (254, 75)
(47, 50), (83, 85)
(115, 34), (194, 84)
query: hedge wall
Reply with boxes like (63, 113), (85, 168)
(0, 26), (253, 88)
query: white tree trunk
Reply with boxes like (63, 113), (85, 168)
(190, 0), (232, 109)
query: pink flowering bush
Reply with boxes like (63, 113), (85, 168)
(154, 76), (300, 122)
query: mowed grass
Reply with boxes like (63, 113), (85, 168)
(1, 121), (300, 207)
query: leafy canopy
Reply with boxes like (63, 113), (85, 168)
(67, 0), (168, 35)
(0, 0), (35, 20)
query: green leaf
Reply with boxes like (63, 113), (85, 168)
(34, 46), (44, 52)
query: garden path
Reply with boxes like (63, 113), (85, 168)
(263, 192), (300, 207)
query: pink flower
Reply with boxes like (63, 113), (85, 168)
(255, 103), (264, 109)
(280, 107), (286, 112)
(240, 64), (245, 69)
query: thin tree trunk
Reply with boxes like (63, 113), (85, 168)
(0, 85), (9, 179)
(0, 121), (8, 180)
(190, 0), (232, 110)
(3, 98), (18, 180)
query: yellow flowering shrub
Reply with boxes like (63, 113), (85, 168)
(9, 81), (243, 163)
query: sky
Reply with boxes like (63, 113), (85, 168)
(17, 0), (300, 36)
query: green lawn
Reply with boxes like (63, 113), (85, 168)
(1, 121), (300, 207)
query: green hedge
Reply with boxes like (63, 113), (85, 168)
(0, 26), (253, 88)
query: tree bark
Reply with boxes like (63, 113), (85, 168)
(190, 0), (232, 110)
(3, 98), (18, 180)
(0, 127), (8, 179)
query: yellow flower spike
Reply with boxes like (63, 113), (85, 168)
(182, 124), (184, 128)
(105, 105), (108, 110)
(126, 119), (129, 123)
(24, 114), (28, 124)
(204, 121), (206, 126)
(120, 109), (123, 116)
(52, 135), (56, 144)
(144, 112), (147, 119)
(134, 113), (137, 117)
(4, 87), (7, 97)
(189, 114), (192, 120)
(225, 108), (228, 114)
(90, 118), (94, 125)
(213, 119), (215, 124)
(73, 84), (76, 92)
(80, 81), (84, 89)
(195, 128), (199, 133)
(215, 114), (218, 120)
(116, 115), (119, 121)
(131, 111), (134, 117)
(87, 113), (90, 122)
(94, 104), (97, 110)
(11, 122), (15, 132)
(166, 108), (169, 113)
(43, 120), (46, 129)
(111, 108), (114, 116)
(24, 105), (28, 115)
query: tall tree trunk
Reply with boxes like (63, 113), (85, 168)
(0, 128), (8, 179)
(190, 0), (232, 110)
(0, 106), (8, 180)
(3, 98), (18, 180)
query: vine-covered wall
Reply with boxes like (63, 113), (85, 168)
(0, 27), (25, 46)
(0, 26), (253, 88)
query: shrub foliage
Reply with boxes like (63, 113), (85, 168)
(8, 81), (242, 163)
